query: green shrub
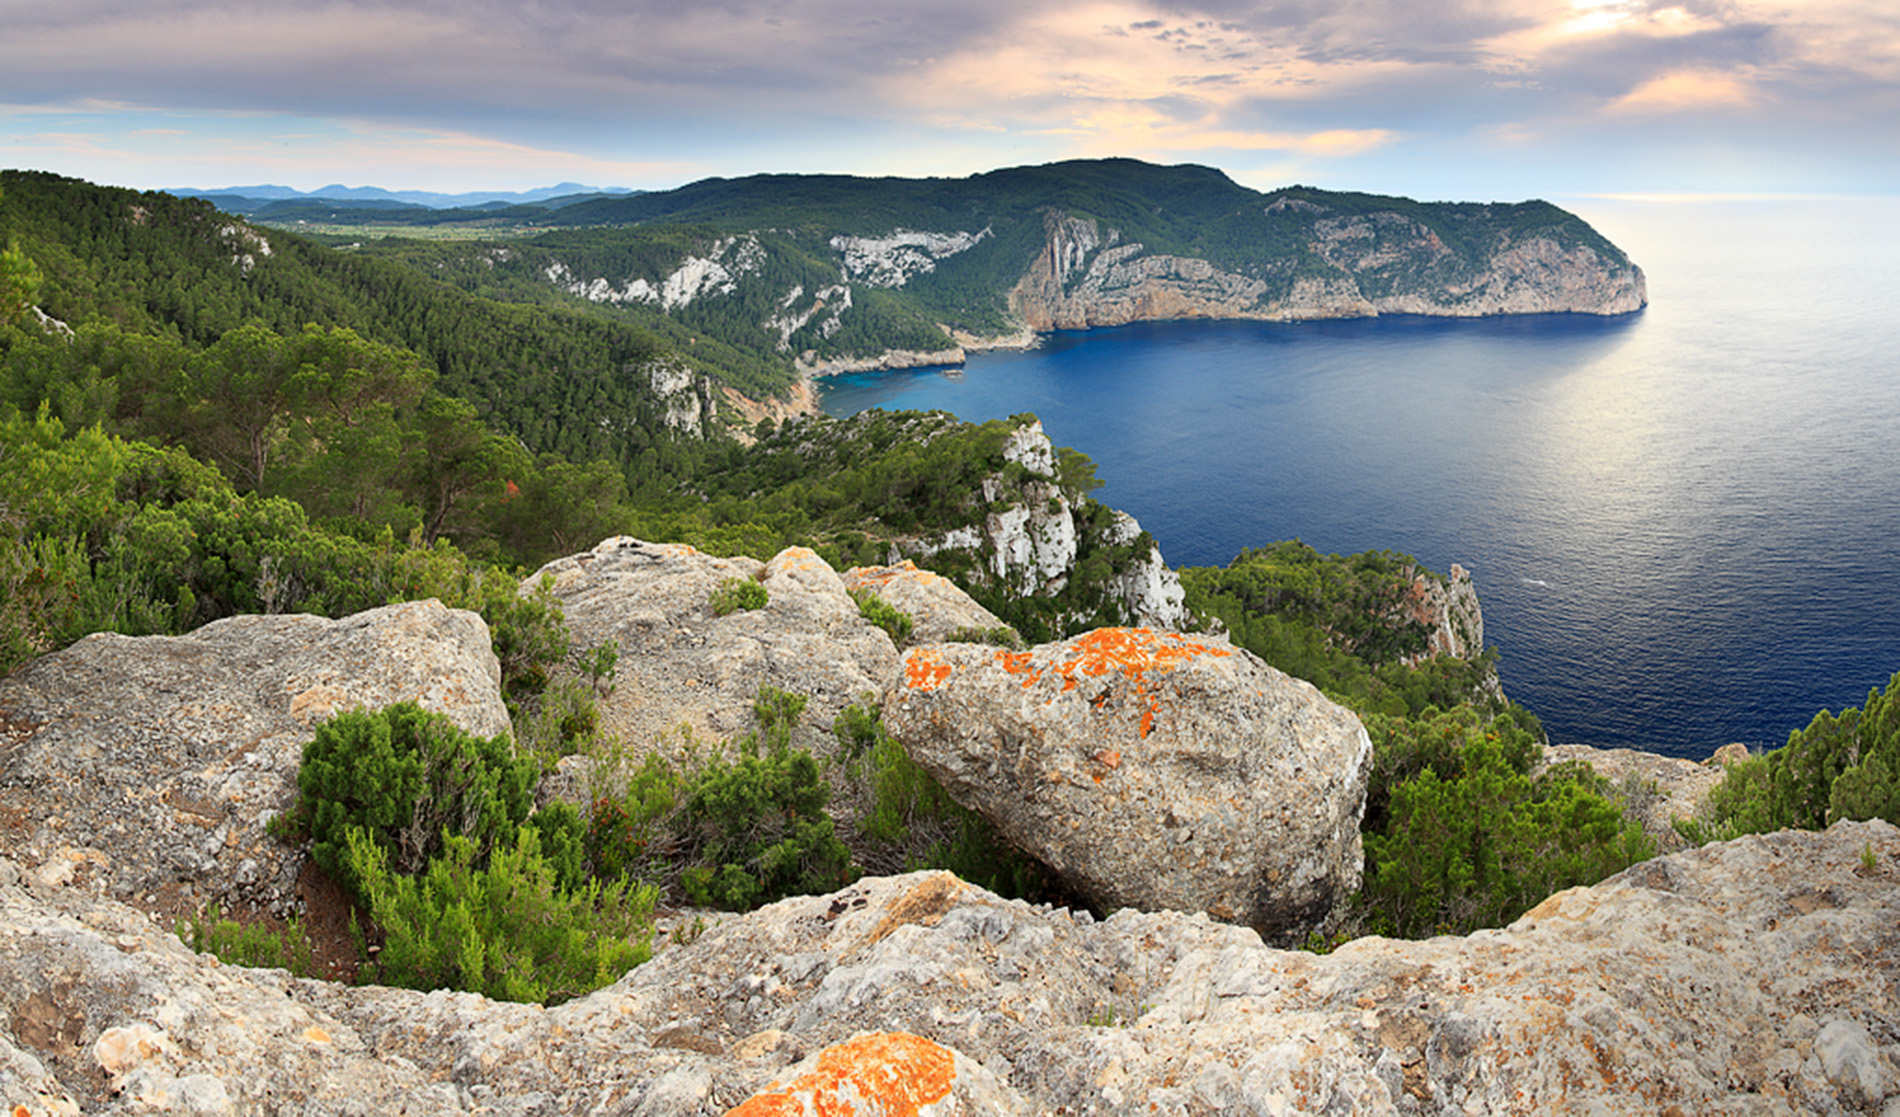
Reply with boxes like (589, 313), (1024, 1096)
(585, 750), (688, 883)
(1682, 672), (1900, 843)
(675, 687), (855, 909)
(1356, 707), (1652, 937)
(346, 825), (655, 1005)
(710, 576), (768, 616)
(850, 588), (914, 645)
(833, 700), (1051, 901)
(944, 624), (1023, 650)
(284, 703), (537, 891)
(176, 905), (315, 976)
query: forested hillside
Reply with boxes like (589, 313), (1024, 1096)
(256, 158), (1644, 383)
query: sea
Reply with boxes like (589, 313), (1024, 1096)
(816, 196), (1900, 760)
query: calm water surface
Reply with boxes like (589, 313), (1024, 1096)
(820, 198), (1900, 758)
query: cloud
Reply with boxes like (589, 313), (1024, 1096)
(1608, 67), (1760, 112)
(0, 0), (1893, 194)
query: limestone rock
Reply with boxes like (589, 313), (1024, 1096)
(884, 629), (1371, 942)
(528, 538), (901, 757)
(840, 560), (1015, 647)
(1102, 509), (1188, 631)
(1006, 207), (1645, 332)
(0, 600), (506, 915)
(3, 823), (1896, 1114)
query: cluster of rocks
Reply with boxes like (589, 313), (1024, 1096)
(3, 537), (1896, 1113)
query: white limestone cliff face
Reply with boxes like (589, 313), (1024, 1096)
(1103, 510), (1189, 630)
(544, 235), (767, 312)
(794, 346), (965, 378)
(830, 228), (991, 288)
(219, 222), (271, 277)
(644, 358), (715, 437)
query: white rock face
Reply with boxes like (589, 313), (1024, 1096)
(645, 358), (706, 435)
(765, 283), (852, 351)
(830, 228), (991, 288)
(1103, 510), (1189, 630)
(903, 419), (1186, 631)
(1008, 207), (1646, 332)
(544, 235), (766, 312)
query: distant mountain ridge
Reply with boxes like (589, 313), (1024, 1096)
(171, 182), (640, 214)
(335, 158), (1646, 380)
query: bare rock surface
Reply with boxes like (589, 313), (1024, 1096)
(3, 822), (1897, 1114)
(884, 629), (1371, 942)
(839, 560), (1014, 647)
(0, 600), (506, 916)
(529, 538), (901, 757)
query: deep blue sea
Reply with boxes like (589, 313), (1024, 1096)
(819, 197), (1900, 759)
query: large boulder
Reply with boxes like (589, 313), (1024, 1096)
(528, 538), (901, 757)
(839, 560), (1015, 647)
(0, 600), (507, 917)
(883, 628), (1370, 942)
(2, 822), (1895, 1114)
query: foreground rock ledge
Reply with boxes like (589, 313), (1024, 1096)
(0, 821), (1895, 1114)
(886, 628), (1370, 942)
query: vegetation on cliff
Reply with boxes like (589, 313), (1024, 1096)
(1682, 672), (1900, 843)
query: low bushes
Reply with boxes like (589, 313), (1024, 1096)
(280, 702), (648, 1005)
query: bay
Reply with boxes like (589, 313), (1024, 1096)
(818, 197), (1900, 759)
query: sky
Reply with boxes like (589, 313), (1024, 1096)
(2, 0), (1896, 202)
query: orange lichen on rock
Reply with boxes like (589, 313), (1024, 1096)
(1001, 628), (1232, 739)
(843, 560), (945, 589)
(904, 649), (954, 691)
(726, 1032), (958, 1117)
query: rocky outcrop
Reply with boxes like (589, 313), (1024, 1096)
(3, 822), (1895, 1114)
(900, 418), (1189, 632)
(644, 358), (716, 437)
(1399, 562), (1483, 664)
(840, 561), (1015, 647)
(885, 629), (1371, 943)
(793, 347), (964, 378)
(829, 228), (992, 289)
(527, 539), (901, 758)
(1103, 509), (1189, 631)
(0, 601), (507, 917)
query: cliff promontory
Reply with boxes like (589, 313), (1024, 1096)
(347, 159), (1645, 400)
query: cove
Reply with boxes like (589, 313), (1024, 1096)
(820, 197), (1900, 759)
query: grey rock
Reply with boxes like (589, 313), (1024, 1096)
(839, 560), (1014, 647)
(528, 539), (902, 759)
(0, 600), (507, 915)
(884, 629), (1371, 942)
(2, 823), (1896, 1114)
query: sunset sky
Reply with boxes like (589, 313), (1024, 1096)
(3, 0), (1895, 201)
